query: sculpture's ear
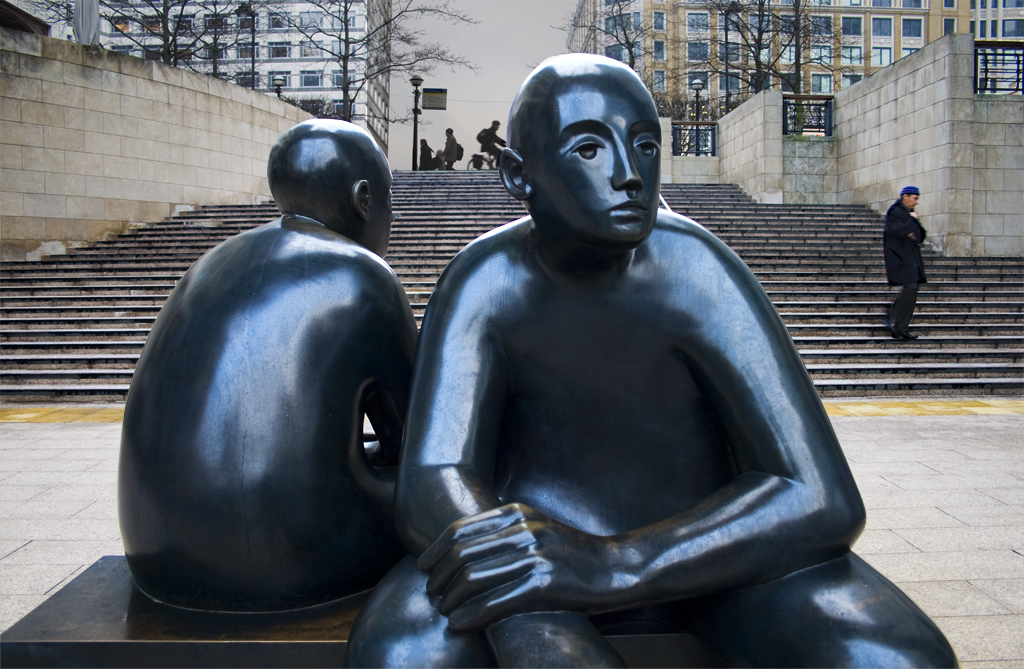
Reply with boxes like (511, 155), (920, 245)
(499, 148), (533, 201)
(352, 180), (372, 221)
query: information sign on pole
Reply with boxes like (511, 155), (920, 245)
(421, 88), (447, 110)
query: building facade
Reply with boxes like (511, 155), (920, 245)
(567, 0), (1013, 106)
(98, 0), (391, 153)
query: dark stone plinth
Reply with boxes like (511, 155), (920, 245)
(0, 557), (365, 668)
(0, 556), (724, 668)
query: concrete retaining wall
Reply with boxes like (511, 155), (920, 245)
(0, 26), (311, 261)
(834, 33), (1021, 256)
(717, 89), (783, 204)
(783, 136), (837, 206)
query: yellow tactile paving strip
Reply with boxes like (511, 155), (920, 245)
(2, 401), (1023, 423)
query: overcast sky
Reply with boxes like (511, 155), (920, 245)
(386, 0), (579, 170)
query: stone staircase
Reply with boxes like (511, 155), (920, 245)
(1, 171), (1021, 400)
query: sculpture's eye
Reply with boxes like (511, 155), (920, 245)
(637, 140), (659, 157)
(576, 144), (599, 160)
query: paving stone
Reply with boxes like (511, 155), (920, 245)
(865, 550), (1024, 582)
(936, 615), (1024, 662)
(895, 527), (1024, 552)
(864, 507), (965, 530)
(853, 529), (922, 554)
(898, 581), (1012, 617)
(0, 539), (123, 565)
(970, 579), (1024, 615)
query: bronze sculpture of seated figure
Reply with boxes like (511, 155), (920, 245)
(118, 120), (416, 612)
(345, 56), (958, 667)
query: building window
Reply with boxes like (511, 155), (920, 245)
(719, 73), (741, 91)
(1005, 19), (1024, 36)
(269, 42), (289, 58)
(268, 71), (290, 88)
(300, 71), (321, 87)
(872, 17), (892, 36)
(688, 71), (709, 88)
(238, 45), (253, 59)
(654, 40), (666, 60)
(811, 44), (833, 62)
(110, 45), (132, 55)
(1006, 0), (1024, 7)
(604, 44), (625, 61)
(842, 74), (863, 87)
(653, 11), (665, 31)
(718, 42), (739, 62)
(142, 16), (161, 33)
(204, 16), (227, 30)
(944, 18), (956, 34)
(684, 42), (708, 60)
(781, 45), (795, 62)
(872, 0), (892, 6)
(299, 12), (321, 29)
(902, 0), (922, 7)
(979, 20), (987, 37)
(332, 71), (355, 88)
(812, 15), (832, 36)
(653, 69), (666, 91)
(235, 72), (255, 87)
(300, 40), (319, 57)
(903, 18), (922, 37)
(902, 47), (919, 57)
(944, 0), (955, 5)
(687, 12), (709, 32)
(842, 16), (862, 35)
(841, 45), (863, 64)
(111, 16), (131, 32)
(849, 0), (861, 5)
(200, 47), (224, 60)
(811, 73), (833, 93)
(269, 13), (287, 29)
(238, 15), (254, 30)
(872, 46), (892, 65)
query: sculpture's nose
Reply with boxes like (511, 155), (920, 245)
(611, 138), (643, 193)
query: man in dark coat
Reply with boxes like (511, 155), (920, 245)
(884, 186), (927, 340)
(442, 128), (459, 170)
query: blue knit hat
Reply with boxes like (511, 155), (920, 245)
(900, 186), (920, 196)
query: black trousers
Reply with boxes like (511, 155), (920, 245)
(889, 281), (919, 335)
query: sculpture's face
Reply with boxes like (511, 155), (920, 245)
(518, 66), (661, 251)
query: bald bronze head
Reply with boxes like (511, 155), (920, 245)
(500, 55), (662, 254)
(268, 120), (393, 257)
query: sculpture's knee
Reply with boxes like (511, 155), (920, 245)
(345, 556), (494, 668)
(692, 554), (959, 668)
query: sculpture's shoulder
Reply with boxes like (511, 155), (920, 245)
(184, 217), (404, 305)
(434, 217), (534, 292)
(648, 210), (758, 284)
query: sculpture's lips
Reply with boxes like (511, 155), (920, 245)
(610, 202), (649, 219)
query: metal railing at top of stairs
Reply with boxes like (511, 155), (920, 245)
(783, 95), (834, 137)
(975, 41), (1024, 95)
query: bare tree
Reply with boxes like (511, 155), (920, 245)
(284, 0), (475, 124)
(683, 0), (839, 101)
(563, 0), (652, 73)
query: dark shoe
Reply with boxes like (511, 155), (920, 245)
(893, 331), (919, 341)
(902, 332), (919, 340)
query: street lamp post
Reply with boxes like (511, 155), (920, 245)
(691, 78), (705, 156)
(273, 75), (285, 98)
(410, 75), (423, 171)
(722, 0), (743, 114)
(235, 3), (256, 90)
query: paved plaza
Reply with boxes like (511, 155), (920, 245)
(1, 400), (1022, 666)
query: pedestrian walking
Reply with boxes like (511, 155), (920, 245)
(442, 128), (459, 170)
(883, 186), (927, 340)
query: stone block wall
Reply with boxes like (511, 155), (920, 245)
(0, 26), (311, 261)
(834, 33), (1022, 256)
(671, 156), (720, 184)
(717, 89), (783, 204)
(970, 96), (1023, 256)
(783, 136), (837, 205)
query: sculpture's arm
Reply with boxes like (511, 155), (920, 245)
(348, 268), (419, 512)
(418, 223), (865, 630)
(393, 255), (508, 556)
